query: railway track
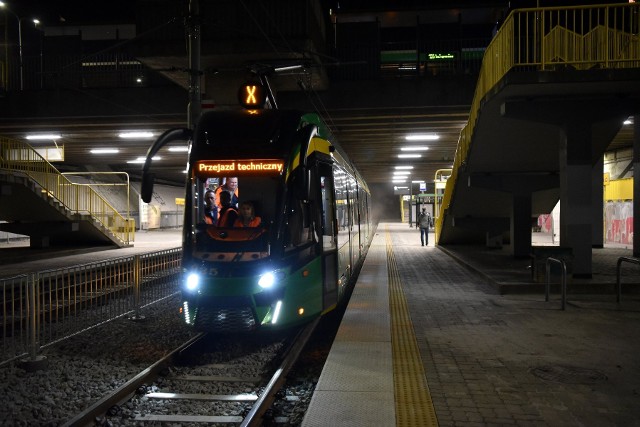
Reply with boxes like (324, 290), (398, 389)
(64, 318), (319, 426)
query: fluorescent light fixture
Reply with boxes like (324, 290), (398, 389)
(392, 179), (407, 183)
(393, 171), (411, 175)
(401, 146), (429, 151)
(119, 131), (154, 139)
(127, 156), (160, 164)
(26, 134), (61, 140)
(624, 119), (633, 125)
(395, 166), (414, 170)
(405, 134), (439, 141)
(168, 146), (189, 152)
(274, 65), (303, 72)
(412, 180), (425, 184)
(398, 154), (422, 158)
(90, 148), (119, 154)
(395, 186), (408, 189)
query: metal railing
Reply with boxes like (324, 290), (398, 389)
(616, 256), (640, 302)
(0, 136), (135, 245)
(435, 3), (640, 241)
(545, 257), (568, 310)
(0, 247), (182, 367)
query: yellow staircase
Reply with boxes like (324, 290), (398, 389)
(0, 136), (134, 247)
(435, 3), (640, 244)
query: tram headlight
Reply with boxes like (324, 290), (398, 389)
(258, 270), (284, 289)
(258, 272), (276, 289)
(185, 272), (201, 292)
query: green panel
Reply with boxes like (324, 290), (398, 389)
(270, 257), (324, 327)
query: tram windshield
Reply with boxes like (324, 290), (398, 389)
(191, 159), (284, 261)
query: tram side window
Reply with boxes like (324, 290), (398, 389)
(320, 174), (337, 250)
(285, 166), (314, 249)
(286, 198), (313, 249)
(333, 165), (348, 235)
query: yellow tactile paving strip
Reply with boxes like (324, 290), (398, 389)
(386, 227), (439, 427)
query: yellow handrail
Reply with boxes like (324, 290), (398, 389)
(0, 136), (135, 244)
(435, 3), (640, 243)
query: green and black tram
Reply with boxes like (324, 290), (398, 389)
(142, 83), (373, 332)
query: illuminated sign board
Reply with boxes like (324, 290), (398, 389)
(428, 53), (455, 60)
(195, 159), (284, 176)
(238, 83), (267, 109)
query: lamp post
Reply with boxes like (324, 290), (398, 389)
(0, 1), (39, 90)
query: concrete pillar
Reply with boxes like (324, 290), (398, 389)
(592, 156), (604, 248)
(30, 235), (50, 248)
(511, 192), (532, 258)
(634, 115), (640, 257)
(559, 122), (592, 277)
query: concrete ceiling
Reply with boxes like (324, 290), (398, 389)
(0, 85), (634, 194)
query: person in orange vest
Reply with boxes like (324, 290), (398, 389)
(234, 201), (262, 228)
(215, 177), (238, 209)
(218, 190), (239, 227)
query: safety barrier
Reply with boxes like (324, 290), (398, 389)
(0, 136), (135, 245)
(435, 3), (640, 241)
(0, 247), (181, 367)
(616, 256), (640, 303)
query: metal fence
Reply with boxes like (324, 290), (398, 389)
(0, 247), (182, 367)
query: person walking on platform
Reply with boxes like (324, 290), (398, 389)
(417, 207), (431, 246)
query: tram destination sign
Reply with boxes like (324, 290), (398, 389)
(195, 159), (284, 176)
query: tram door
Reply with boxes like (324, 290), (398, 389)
(316, 162), (338, 309)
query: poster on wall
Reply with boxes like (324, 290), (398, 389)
(605, 201), (633, 245)
(147, 205), (161, 229)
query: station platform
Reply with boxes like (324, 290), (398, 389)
(0, 229), (182, 278)
(302, 222), (640, 427)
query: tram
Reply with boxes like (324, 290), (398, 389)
(141, 81), (373, 332)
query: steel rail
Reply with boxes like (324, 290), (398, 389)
(241, 317), (321, 427)
(60, 332), (207, 427)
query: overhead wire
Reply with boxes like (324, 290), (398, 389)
(241, 0), (341, 136)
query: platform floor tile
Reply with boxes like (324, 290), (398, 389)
(302, 390), (395, 427)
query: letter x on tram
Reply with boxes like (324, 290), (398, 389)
(238, 83), (267, 109)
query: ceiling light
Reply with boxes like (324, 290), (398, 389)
(401, 146), (429, 151)
(119, 131), (154, 139)
(393, 171), (411, 175)
(624, 118), (633, 125)
(398, 154), (421, 158)
(168, 146), (189, 152)
(395, 166), (414, 170)
(127, 156), (160, 164)
(90, 148), (119, 154)
(392, 179), (407, 183)
(405, 134), (439, 141)
(26, 134), (61, 140)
